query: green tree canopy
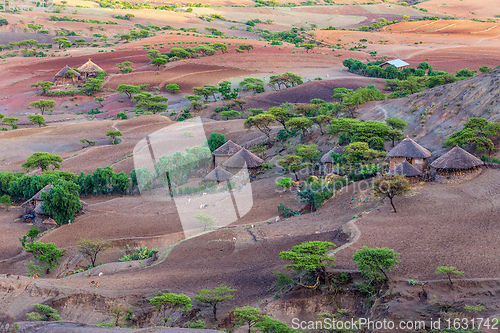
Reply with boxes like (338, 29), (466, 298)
(41, 179), (81, 225)
(286, 117), (312, 136)
(207, 132), (226, 152)
(445, 117), (500, 153)
(277, 155), (310, 181)
(194, 285), (236, 320)
(352, 246), (400, 282)
(30, 100), (56, 115)
(373, 174), (410, 213)
(266, 107), (294, 130)
(436, 266), (464, 285)
(150, 292), (192, 326)
(28, 115), (46, 127)
(25, 241), (65, 274)
(106, 130), (123, 144)
(117, 84), (140, 99)
(233, 306), (262, 333)
(244, 113), (276, 140)
(22, 152), (63, 172)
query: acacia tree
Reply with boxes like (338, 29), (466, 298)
(266, 107), (294, 130)
(149, 293), (192, 326)
(32, 81), (54, 95)
(95, 96), (105, 107)
(373, 174), (410, 213)
(244, 113), (276, 140)
(25, 241), (65, 274)
(77, 239), (112, 266)
(300, 43), (315, 53)
(278, 155), (310, 181)
(152, 57), (168, 70)
(22, 152), (63, 172)
(352, 246), (400, 282)
(28, 115), (46, 127)
(436, 266), (464, 286)
(207, 132), (226, 152)
(212, 42), (228, 54)
(2, 117), (19, 129)
(279, 241), (336, 288)
(286, 117), (312, 136)
(233, 307), (262, 333)
(194, 285), (236, 321)
(30, 100), (56, 115)
(238, 43), (254, 52)
(193, 213), (217, 232)
(106, 130), (123, 144)
(117, 84), (140, 99)
(110, 305), (129, 326)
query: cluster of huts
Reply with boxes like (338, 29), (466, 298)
(54, 59), (104, 85)
(204, 140), (264, 183)
(318, 136), (485, 184)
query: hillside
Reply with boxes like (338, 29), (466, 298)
(360, 68), (500, 154)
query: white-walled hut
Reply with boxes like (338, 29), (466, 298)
(388, 160), (421, 184)
(222, 148), (264, 172)
(320, 145), (344, 175)
(430, 146), (484, 184)
(386, 137), (431, 173)
(212, 140), (243, 166)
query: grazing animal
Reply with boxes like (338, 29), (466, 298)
(91, 281), (96, 285)
(293, 181), (299, 187)
(275, 216), (280, 222)
(17, 276), (20, 280)
(6, 274), (11, 278)
(233, 237), (237, 242)
(95, 282), (99, 287)
(202, 193), (207, 196)
(200, 204), (208, 209)
(98, 272), (103, 277)
(33, 274), (38, 278)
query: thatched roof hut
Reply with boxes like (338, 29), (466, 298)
(320, 145), (344, 164)
(54, 65), (80, 85)
(387, 137), (431, 159)
(389, 160), (421, 177)
(77, 59), (104, 78)
(430, 146), (484, 184)
(222, 148), (264, 169)
(386, 137), (431, 172)
(204, 166), (234, 183)
(431, 146), (483, 170)
(212, 140), (243, 166)
(21, 184), (53, 210)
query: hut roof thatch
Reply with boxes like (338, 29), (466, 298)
(222, 148), (264, 169)
(34, 204), (50, 216)
(212, 140), (243, 157)
(77, 59), (103, 73)
(54, 65), (78, 78)
(386, 137), (431, 159)
(430, 146), (484, 170)
(388, 160), (421, 177)
(320, 146), (344, 164)
(204, 166), (234, 182)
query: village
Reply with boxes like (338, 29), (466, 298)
(0, 0), (499, 331)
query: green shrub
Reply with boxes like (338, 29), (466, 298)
(118, 246), (156, 262)
(278, 203), (301, 218)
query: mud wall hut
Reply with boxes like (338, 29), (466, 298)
(54, 65), (81, 85)
(386, 137), (431, 173)
(320, 145), (344, 175)
(77, 59), (104, 79)
(212, 140), (243, 166)
(388, 160), (421, 185)
(430, 146), (484, 184)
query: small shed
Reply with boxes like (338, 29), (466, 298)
(212, 140), (243, 166)
(203, 166), (234, 183)
(388, 160), (421, 184)
(320, 145), (344, 175)
(222, 148), (264, 171)
(430, 146), (484, 184)
(77, 59), (104, 79)
(380, 59), (410, 69)
(21, 184), (53, 214)
(54, 65), (81, 85)
(386, 137), (431, 173)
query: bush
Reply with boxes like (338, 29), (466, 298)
(26, 304), (61, 321)
(278, 203), (301, 218)
(118, 246), (156, 262)
(276, 178), (293, 189)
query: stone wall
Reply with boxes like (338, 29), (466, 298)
(434, 167), (482, 184)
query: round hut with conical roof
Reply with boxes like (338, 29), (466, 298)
(386, 137), (431, 173)
(77, 59), (104, 79)
(320, 145), (344, 175)
(388, 160), (421, 184)
(54, 65), (81, 85)
(222, 148), (264, 172)
(21, 184), (53, 214)
(430, 146), (484, 184)
(212, 140), (243, 166)
(203, 166), (234, 183)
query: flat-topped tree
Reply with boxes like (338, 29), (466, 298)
(2, 117), (19, 130)
(30, 100), (55, 115)
(194, 285), (236, 321)
(373, 174), (410, 213)
(117, 84), (140, 99)
(266, 107), (294, 130)
(106, 130), (123, 144)
(28, 115), (46, 127)
(353, 246), (400, 282)
(212, 42), (227, 54)
(152, 57), (168, 70)
(244, 113), (276, 140)
(32, 81), (54, 95)
(278, 155), (310, 181)
(22, 152), (62, 172)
